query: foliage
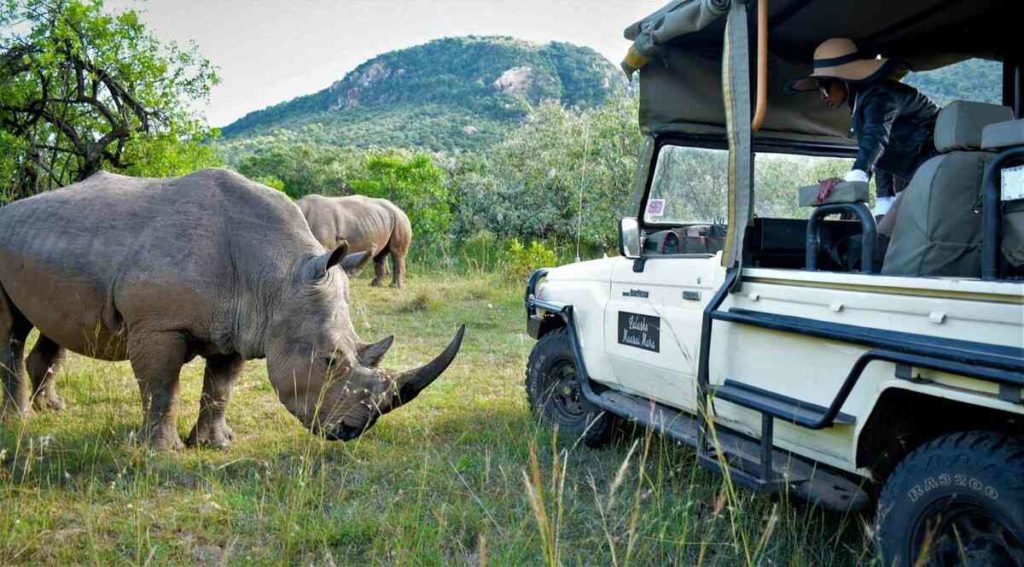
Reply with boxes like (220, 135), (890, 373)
(236, 143), (365, 200)
(454, 94), (643, 251)
(0, 0), (221, 200)
(221, 104), (512, 156)
(349, 151), (454, 242)
(904, 58), (1002, 107)
(504, 238), (557, 280)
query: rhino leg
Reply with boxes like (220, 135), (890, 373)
(129, 332), (188, 451)
(390, 253), (406, 289)
(27, 335), (65, 412)
(371, 253), (388, 287)
(0, 288), (32, 419)
(187, 354), (243, 449)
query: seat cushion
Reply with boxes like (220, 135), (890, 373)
(882, 152), (992, 277)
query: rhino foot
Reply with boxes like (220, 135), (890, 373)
(186, 421), (234, 449)
(148, 433), (185, 452)
(32, 393), (64, 412)
(138, 424), (185, 452)
(389, 282), (403, 289)
(370, 279), (384, 287)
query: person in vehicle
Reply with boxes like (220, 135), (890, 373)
(791, 38), (940, 216)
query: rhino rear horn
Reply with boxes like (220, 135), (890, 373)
(358, 335), (394, 367)
(340, 246), (374, 275)
(393, 325), (466, 406)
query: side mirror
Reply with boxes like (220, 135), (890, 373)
(619, 217), (641, 259)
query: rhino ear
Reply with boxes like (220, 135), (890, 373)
(307, 241), (349, 281)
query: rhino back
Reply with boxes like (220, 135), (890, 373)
(0, 169), (318, 358)
(298, 195), (395, 254)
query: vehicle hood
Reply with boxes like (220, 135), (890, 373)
(545, 256), (618, 283)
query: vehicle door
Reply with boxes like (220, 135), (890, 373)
(604, 145), (729, 412)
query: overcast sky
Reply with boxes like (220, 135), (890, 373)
(104, 0), (666, 127)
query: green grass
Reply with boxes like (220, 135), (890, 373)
(0, 268), (875, 565)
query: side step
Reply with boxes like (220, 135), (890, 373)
(594, 389), (868, 511)
(712, 379), (856, 429)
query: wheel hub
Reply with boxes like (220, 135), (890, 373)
(915, 501), (1024, 567)
(549, 362), (586, 418)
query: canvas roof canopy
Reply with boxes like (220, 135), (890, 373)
(624, 0), (1019, 149)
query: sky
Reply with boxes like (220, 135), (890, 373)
(104, 0), (667, 128)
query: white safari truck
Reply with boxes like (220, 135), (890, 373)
(523, 0), (1023, 564)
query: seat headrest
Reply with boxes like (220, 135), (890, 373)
(934, 101), (1014, 152)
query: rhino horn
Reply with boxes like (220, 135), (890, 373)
(307, 241), (349, 280)
(358, 335), (394, 367)
(392, 325), (465, 406)
(341, 246), (374, 275)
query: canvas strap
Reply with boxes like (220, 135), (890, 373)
(721, 0), (752, 284)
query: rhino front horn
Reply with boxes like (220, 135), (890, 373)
(394, 325), (466, 405)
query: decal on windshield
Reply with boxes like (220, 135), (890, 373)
(618, 312), (660, 353)
(646, 199), (666, 217)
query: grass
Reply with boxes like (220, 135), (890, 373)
(0, 267), (876, 565)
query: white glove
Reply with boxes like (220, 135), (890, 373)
(844, 169), (869, 183)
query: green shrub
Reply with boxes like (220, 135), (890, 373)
(505, 239), (557, 280)
(350, 151), (454, 244)
(458, 230), (502, 271)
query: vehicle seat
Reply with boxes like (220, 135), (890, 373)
(882, 101), (1014, 277)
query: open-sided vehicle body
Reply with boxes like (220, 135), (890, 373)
(523, 0), (1024, 563)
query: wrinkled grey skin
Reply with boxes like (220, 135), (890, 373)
(297, 195), (412, 288)
(0, 169), (463, 450)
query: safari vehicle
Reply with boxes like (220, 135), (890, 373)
(523, 0), (1023, 563)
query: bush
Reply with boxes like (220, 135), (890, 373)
(350, 151), (455, 244)
(505, 239), (557, 280)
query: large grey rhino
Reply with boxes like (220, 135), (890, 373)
(297, 194), (412, 288)
(0, 169), (463, 450)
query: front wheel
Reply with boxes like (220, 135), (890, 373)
(876, 431), (1024, 566)
(525, 328), (612, 447)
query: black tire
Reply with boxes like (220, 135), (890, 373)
(877, 431), (1024, 566)
(525, 327), (612, 447)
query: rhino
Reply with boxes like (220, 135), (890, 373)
(0, 169), (463, 450)
(297, 194), (412, 288)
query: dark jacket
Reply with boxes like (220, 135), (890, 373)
(850, 80), (939, 180)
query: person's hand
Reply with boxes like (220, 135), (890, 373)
(816, 177), (843, 205)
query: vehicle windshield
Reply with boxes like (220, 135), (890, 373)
(644, 146), (728, 226)
(644, 145), (858, 225)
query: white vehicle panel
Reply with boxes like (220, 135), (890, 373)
(604, 254), (723, 410)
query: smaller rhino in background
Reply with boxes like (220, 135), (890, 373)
(297, 195), (412, 288)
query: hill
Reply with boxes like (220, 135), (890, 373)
(220, 36), (626, 152)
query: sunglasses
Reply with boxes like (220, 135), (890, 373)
(817, 80), (833, 99)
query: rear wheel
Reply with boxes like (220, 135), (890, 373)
(525, 328), (612, 447)
(877, 431), (1024, 566)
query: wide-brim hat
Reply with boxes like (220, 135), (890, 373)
(789, 38), (891, 92)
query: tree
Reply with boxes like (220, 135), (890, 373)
(236, 142), (365, 200)
(454, 94), (643, 252)
(0, 0), (220, 201)
(350, 151), (454, 243)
